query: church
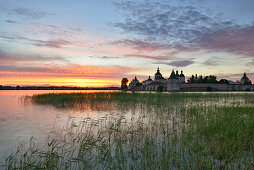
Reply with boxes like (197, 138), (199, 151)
(129, 68), (186, 91)
(129, 68), (253, 91)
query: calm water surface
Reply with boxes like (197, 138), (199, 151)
(0, 90), (116, 161)
(0, 90), (253, 162)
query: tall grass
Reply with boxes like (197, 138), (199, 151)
(3, 92), (254, 169)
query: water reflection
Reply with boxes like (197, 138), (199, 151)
(0, 90), (253, 163)
(0, 90), (119, 161)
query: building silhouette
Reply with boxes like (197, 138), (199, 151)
(129, 69), (253, 91)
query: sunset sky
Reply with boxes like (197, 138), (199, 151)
(0, 0), (254, 87)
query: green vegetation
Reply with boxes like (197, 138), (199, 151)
(157, 85), (164, 92)
(243, 80), (252, 85)
(121, 78), (128, 91)
(188, 74), (218, 83)
(3, 92), (254, 169)
(206, 86), (213, 91)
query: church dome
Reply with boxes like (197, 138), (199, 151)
(240, 72), (250, 84)
(241, 73), (249, 81)
(147, 76), (152, 81)
(129, 76), (139, 86)
(155, 68), (162, 76)
(169, 70), (178, 79)
(155, 67), (163, 80)
(180, 70), (185, 77)
(155, 72), (162, 76)
(176, 70), (179, 77)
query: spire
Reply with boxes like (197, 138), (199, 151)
(242, 72), (249, 80)
(169, 70), (178, 79)
(155, 67), (162, 78)
(180, 70), (184, 77)
(176, 70), (179, 76)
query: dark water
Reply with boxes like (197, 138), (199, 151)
(0, 90), (115, 161)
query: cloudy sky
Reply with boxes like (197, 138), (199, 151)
(0, 0), (254, 86)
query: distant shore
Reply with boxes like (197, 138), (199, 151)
(0, 85), (120, 90)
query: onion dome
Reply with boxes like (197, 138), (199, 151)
(180, 70), (185, 77)
(241, 73), (249, 81)
(148, 76), (152, 81)
(169, 70), (178, 79)
(155, 67), (162, 76)
(176, 70), (179, 77)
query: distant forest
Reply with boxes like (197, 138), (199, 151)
(0, 85), (120, 90)
(187, 75), (218, 84)
(187, 74), (251, 84)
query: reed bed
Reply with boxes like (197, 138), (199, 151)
(3, 92), (254, 169)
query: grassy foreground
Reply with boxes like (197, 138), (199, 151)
(2, 92), (254, 169)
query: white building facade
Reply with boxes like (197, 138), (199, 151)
(128, 70), (253, 91)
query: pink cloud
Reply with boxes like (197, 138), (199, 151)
(112, 39), (169, 52)
(0, 64), (139, 79)
(124, 54), (171, 60)
(196, 25), (254, 57)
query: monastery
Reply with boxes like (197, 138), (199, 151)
(129, 68), (254, 91)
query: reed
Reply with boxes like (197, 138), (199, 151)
(3, 92), (254, 169)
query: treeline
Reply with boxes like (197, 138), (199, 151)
(187, 75), (218, 84)
(0, 85), (120, 90)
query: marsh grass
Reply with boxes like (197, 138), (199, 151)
(3, 92), (254, 169)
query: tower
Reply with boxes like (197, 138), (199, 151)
(179, 70), (185, 84)
(240, 73), (250, 84)
(154, 67), (166, 83)
(167, 70), (180, 91)
(155, 67), (162, 80)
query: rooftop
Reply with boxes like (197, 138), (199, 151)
(169, 70), (178, 79)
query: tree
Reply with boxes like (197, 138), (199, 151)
(197, 75), (203, 83)
(244, 80), (252, 85)
(203, 76), (208, 83)
(206, 86), (213, 91)
(219, 79), (229, 84)
(188, 74), (218, 84)
(189, 75), (195, 83)
(121, 78), (128, 91)
(157, 85), (164, 92)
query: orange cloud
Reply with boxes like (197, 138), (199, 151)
(0, 77), (120, 87)
(0, 65), (138, 87)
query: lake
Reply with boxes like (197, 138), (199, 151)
(0, 90), (119, 161)
(1, 90), (254, 168)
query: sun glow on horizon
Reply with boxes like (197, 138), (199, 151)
(0, 77), (121, 87)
